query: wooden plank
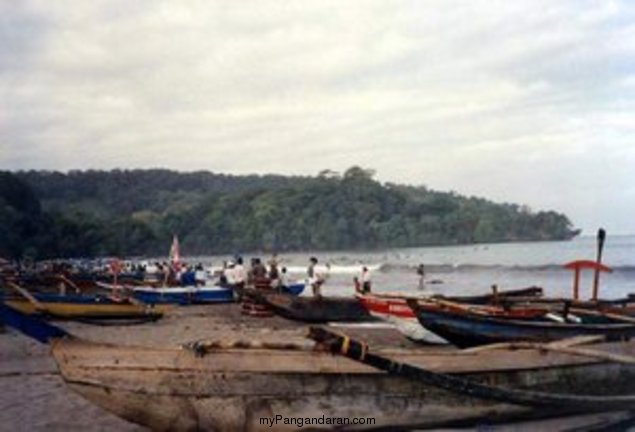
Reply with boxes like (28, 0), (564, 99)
(546, 335), (606, 349)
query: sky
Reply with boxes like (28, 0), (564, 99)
(1, 1), (634, 235)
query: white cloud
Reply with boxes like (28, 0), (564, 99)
(1, 0), (634, 233)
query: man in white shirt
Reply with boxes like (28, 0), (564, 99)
(233, 257), (247, 286)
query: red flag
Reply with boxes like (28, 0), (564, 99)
(169, 235), (181, 272)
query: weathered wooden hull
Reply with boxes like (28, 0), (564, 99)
(413, 305), (635, 348)
(51, 338), (635, 431)
(256, 292), (376, 323)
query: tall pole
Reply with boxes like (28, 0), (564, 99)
(592, 228), (606, 301)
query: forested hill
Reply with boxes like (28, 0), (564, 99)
(2, 168), (580, 259)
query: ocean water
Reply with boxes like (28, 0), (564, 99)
(200, 234), (635, 299)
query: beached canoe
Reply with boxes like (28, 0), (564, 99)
(253, 291), (376, 323)
(356, 286), (544, 319)
(355, 292), (445, 343)
(97, 282), (234, 305)
(356, 287), (546, 343)
(2, 292), (168, 322)
(131, 285), (234, 305)
(409, 300), (635, 348)
(49, 334), (635, 431)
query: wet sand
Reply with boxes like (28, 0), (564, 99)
(1, 304), (633, 431)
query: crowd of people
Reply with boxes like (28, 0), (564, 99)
(218, 254), (334, 297)
(16, 254), (430, 296)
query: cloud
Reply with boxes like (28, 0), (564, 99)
(1, 0), (634, 233)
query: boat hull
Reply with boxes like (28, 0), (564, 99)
(3, 297), (168, 320)
(357, 292), (546, 344)
(132, 286), (234, 305)
(356, 294), (446, 343)
(281, 282), (305, 296)
(414, 306), (635, 348)
(257, 292), (376, 323)
(51, 338), (635, 431)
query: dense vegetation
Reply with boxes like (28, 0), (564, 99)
(1, 168), (579, 260)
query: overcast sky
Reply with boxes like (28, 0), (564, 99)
(1, 1), (634, 234)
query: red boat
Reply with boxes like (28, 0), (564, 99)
(357, 287), (545, 343)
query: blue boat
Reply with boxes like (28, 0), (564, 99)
(131, 286), (234, 305)
(409, 300), (635, 349)
(0, 302), (68, 343)
(282, 282), (305, 296)
(3, 286), (168, 321)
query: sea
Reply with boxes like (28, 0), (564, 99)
(198, 234), (635, 300)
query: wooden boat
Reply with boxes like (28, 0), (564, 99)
(2, 292), (168, 322)
(96, 282), (234, 305)
(356, 287), (545, 343)
(47, 332), (635, 431)
(1, 281), (168, 322)
(130, 285), (234, 305)
(409, 299), (635, 348)
(356, 292), (445, 343)
(357, 286), (544, 319)
(3, 304), (635, 431)
(445, 285), (544, 304)
(253, 291), (377, 323)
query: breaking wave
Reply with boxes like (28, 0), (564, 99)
(377, 263), (635, 274)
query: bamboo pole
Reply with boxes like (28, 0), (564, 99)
(6, 281), (45, 312)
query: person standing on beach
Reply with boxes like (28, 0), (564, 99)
(360, 266), (372, 293)
(307, 257), (323, 297)
(416, 264), (425, 290)
(233, 257), (247, 287)
(279, 267), (289, 290)
(268, 254), (280, 288)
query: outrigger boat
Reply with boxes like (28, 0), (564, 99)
(1, 281), (167, 323)
(356, 286), (544, 343)
(131, 285), (235, 305)
(3, 305), (635, 431)
(408, 298), (635, 349)
(96, 281), (235, 305)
